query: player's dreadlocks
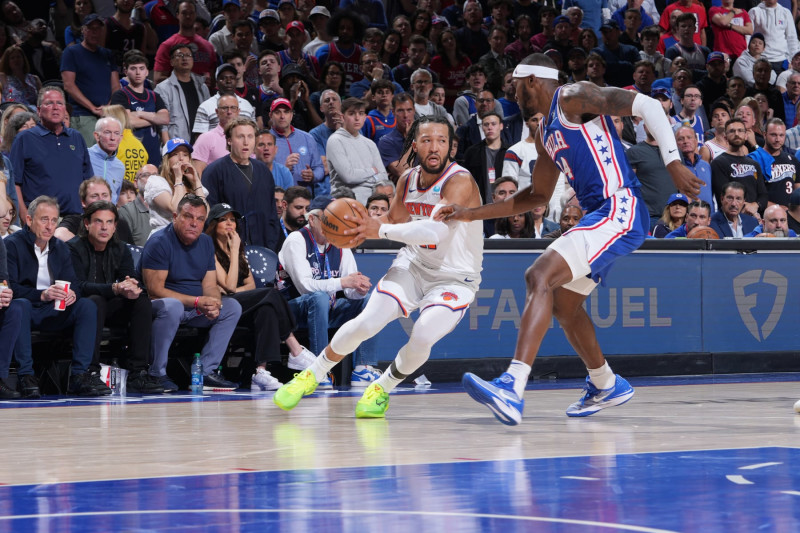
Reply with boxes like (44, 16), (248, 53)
(402, 115), (456, 168)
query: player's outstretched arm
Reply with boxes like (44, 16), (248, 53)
(561, 83), (704, 197)
(437, 136), (559, 222)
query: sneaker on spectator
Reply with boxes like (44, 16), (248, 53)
(0, 379), (20, 399)
(127, 370), (166, 394)
(288, 346), (316, 370)
(69, 372), (105, 396)
(203, 371), (237, 391)
(89, 372), (112, 396)
(251, 368), (282, 391)
(18, 374), (40, 399)
(350, 365), (381, 387)
(156, 375), (179, 393)
(317, 373), (334, 390)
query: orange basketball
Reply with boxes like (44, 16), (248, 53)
(686, 225), (720, 239)
(320, 198), (367, 248)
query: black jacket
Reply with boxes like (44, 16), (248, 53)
(5, 226), (82, 302)
(68, 236), (137, 299)
(502, 113), (523, 147)
(463, 140), (509, 203)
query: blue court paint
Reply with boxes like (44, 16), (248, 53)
(1, 447), (799, 532)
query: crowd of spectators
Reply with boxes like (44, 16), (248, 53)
(0, 0), (799, 396)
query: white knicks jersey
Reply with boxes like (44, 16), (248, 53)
(397, 162), (484, 279)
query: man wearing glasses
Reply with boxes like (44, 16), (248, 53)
(155, 44), (211, 144)
(192, 63), (256, 139)
(411, 69), (449, 122)
(88, 117), (126, 205)
(673, 85), (708, 143)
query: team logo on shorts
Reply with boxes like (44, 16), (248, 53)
(441, 291), (458, 301)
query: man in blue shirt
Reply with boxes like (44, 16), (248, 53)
(88, 117), (126, 205)
(141, 195), (243, 392)
(60, 14), (121, 146)
(378, 93), (415, 182)
(746, 204), (798, 236)
(12, 86), (93, 223)
(269, 98), (325, 195)
(676, 125), (714, 214)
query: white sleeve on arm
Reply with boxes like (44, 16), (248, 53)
(631, 93), (681, 166)
(379, 218), (450, 246)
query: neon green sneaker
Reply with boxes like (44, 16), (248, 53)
(273, 370), (318, 411)
(355, 383), (389, 418)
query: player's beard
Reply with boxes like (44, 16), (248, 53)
(420, 156), (447, 175)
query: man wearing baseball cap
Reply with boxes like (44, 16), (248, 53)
(209, 0), (245, 57)
(192, 63), (256, 138)
(697, 52), (728, 117)
(303, 6), (332, 56)
(268, 98), (325, 193)
(278, 21), (321, 80)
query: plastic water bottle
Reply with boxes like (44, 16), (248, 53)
(191, 354), (203, 394)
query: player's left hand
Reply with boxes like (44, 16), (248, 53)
(666, 161), (705, 200)
(342, 211), (380, 244)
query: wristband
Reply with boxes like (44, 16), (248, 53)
(194, 296), (200, 314)
(174, 182), (186, 187)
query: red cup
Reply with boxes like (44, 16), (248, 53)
(54, 280), (70, 311)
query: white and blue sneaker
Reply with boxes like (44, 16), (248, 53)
(317, 373), (334, 390)
(462, 372), (524, 426)
(351, 365), (381, 387)
(566, 375), (634, 417)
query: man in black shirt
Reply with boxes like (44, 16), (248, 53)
(711, 118), (768, 219)
(748, 118), (800, 209)
(68, 201), (164, 394)
(787, 189), (800, 234)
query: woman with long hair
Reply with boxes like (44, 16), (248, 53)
(0, 195), (18, 237)
(652, 193), (689, 238)
(491, 211), (536, 238)
(143, 139), (207, 237)
(66, 0), (96, 46)
(310, 60), (346, 114)
(379, 29), (403, 68)
(410, 9), (431, 39)
(0, 107), (34, 156)
(392, 15), (412, 61)
(429, 28), (471, 110)
(0, 45), (41, 107)
(752, 92), (773, 131)
(205, 204), (315, 391)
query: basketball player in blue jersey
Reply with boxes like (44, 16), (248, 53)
(273, 116), (485, 418)
(439, 53), (705, 425)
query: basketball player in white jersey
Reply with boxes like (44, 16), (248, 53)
(273, 116), (485, 418)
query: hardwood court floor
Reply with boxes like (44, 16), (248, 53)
(0, 374), (798, 532)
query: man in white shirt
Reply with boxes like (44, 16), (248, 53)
(278, 195), (379, 386)
(192, 63), (256, 139)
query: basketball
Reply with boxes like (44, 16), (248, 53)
(320, 198), (367, 248)
(687, 225), (720, 239)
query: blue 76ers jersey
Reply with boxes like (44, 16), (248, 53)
(541, 86), (642, 213)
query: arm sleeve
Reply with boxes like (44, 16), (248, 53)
(631, 93), (680, 166)
(379, 218), (450, 246)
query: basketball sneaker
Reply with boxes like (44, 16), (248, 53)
(350, 365), (381, 387)
(288, 347), (316, 370)
(273, 369), (318, 410)
(317, 373), (334, 390)
(355, 383), (389, 418)
(462, 372), (524, 426)
(566, 375), (634, 417)
(251, 368), (282, 391)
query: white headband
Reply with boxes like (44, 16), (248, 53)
(512, 65), (560, 80)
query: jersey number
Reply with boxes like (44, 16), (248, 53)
(559, 157), (575, 182)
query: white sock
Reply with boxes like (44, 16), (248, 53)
(308, 350), (338, 382)
(587, 362), (615, 390)
(375, 365), (405, 393)
(506, 360), (531, 398)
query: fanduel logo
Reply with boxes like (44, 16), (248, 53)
(733, 270), (787, 341)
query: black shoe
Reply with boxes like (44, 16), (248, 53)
(203, 371), (238, 391)
(69, 372), (104, 397)
(127, 370), (165, 394)
(18, 374), (40, 399)
(0, 379), (21, 399)
(89, 372), (112, 396)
